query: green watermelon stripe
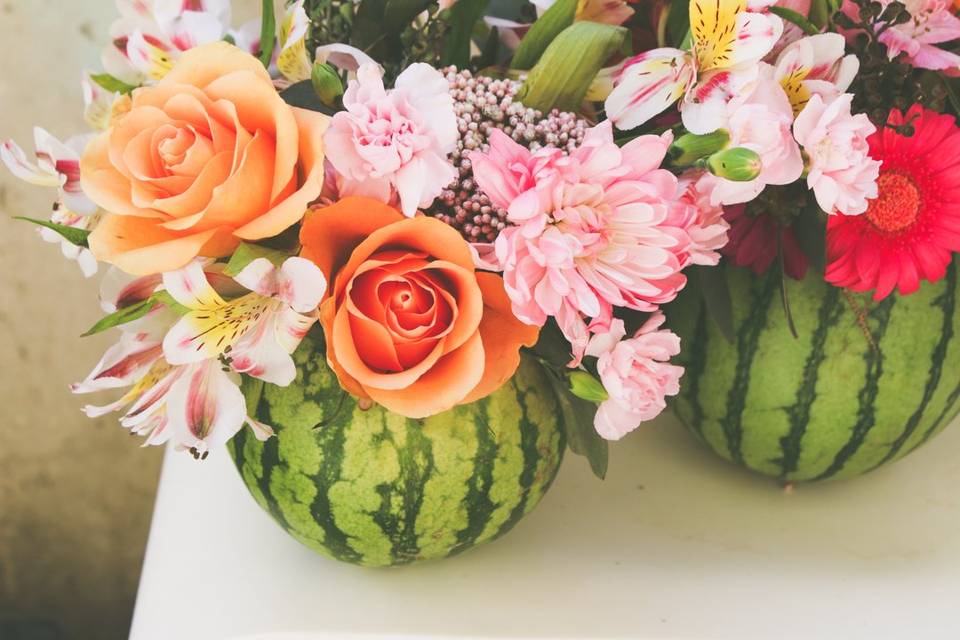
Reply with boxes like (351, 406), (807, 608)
(874, 261), (957, 467)
(683, 310), (710, 438)
(453, 400), (499, 552)
(814, 296), (896, 480)
(778, 286), (842, 478)
(720, 270), (779, 465)
(397, 420), (435, 562)
(920, 379), (960, 445)
(302, 402), (363, 564)
(494, 380), (542, 540)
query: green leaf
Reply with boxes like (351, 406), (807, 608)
(89, 73), (138, 95)
(694, 265), (735, 344)
(441, 0), (490, 67)
(510, 0), (577, 70)
(353, 0), (391, 57)
(664, 0), (691, 48)
(529, 319), (573, 368)
(258, 0), (277, 68)
(279, 80), (340, 114)
(14, 216), (90, 247)
(81, 290), (185, 337)
(768, 6), (820, 35)
(543, 364), (608, 479)
(793, 204), (827, 273)
(223, 242), (291, 277)
(518, 21), (628, 112)
(383, 0), (433, 31)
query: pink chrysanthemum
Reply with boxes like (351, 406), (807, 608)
(826, 105), (960, 299)
(472, 121), (691, 362)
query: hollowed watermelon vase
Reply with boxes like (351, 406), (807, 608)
(227, 332), (565, 566)
(669, 258), (960, 482)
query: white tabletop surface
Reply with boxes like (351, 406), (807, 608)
(129, 412), (960, 640)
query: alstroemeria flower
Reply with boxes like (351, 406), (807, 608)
(162, 257), (326, 386)
(277, 0), (311, 82)
(73, 265), (273, 455)
(103, 0), (259, 85)
(868, 0), (960, 71)
(1, 127), (96, 215)
(82, 72), (122, 132)
(773, 33), (860, 115)
(605, 0), (783, 134)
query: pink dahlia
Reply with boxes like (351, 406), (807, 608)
(324, 63), (458, 216)
(826, 105), (960, 299)
(472, 121), (691, 362)
(585, 313), (684, 440)
(793, 93), (880, 216)
(673, 171), (730, 266)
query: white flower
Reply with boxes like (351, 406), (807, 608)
(162, 257), (326, 386)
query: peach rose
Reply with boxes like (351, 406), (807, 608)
(81, 42), (328, 275)
(300, 197), (540, 418)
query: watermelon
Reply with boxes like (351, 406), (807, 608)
(668, 258), (960, 482)
(227, 333), (566, 566)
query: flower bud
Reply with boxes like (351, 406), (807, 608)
(312, 62), (344, 107)
(707, 147), (763, 182)
(568, 371), (609, 404)
(669, 130), (730, 166)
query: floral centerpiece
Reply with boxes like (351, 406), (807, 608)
(5, 0), (960, 563)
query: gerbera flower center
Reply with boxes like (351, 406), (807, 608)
(865, 172), (921, 233)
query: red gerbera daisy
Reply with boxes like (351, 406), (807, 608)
(825, 105), (960, 300)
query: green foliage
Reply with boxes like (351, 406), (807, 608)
(569, 371), (609, 403)
(89, 73), (137, 95)
(510, 0), (577, 70)
(82, 291), (187, 337)
(223, 242), (291, 277)
(441, 0), (490, 67)
(14, 216), (90, 247)
(544, 365), (609, 479)
(768, 6), (820, 35)
(518, 21), (628, 112)
(664, 0), (691, 48)
(259, 0), (277, 67)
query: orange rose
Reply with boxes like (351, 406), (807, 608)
(300, 197), (540, 418)
(80, 42), (327, 275)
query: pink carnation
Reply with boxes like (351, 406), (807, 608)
(709, 65), (804, 206)
(472, 122), (691, 363)
(793, 93), (880, 215)
(324, 63), (458, 216)
(585, 313), (684, 440)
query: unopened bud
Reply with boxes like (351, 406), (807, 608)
(311, 62), (344, 107)
(707, 147), (763, 182)
(669, 130), (730, 166)
(568, 371), (609, 404)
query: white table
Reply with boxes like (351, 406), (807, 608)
(130, 412), (960, 640)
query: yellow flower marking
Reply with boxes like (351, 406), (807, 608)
(691, 0), (748, 71)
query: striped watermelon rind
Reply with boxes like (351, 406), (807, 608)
(669, 258), (960, 482)
(227, 333), (566, 566)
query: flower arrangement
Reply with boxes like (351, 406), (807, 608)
(6, 0), (960, 519)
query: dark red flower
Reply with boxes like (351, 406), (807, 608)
(825, 105), (960, 300)
(721, 204), (809, 280)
